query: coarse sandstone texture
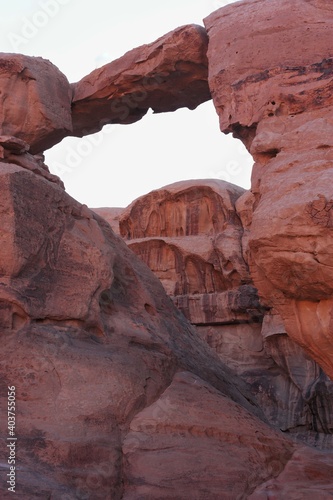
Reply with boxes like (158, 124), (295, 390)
(71, 24), (211, 136)
(96, 180), (333, 446)
(1, 0), (333, 495)
(249, 446), (333, 499)
(93, 207), (123, 235)
(205, 0), (333, 379)
(0, 135), (64, 187)
(0, 163), (278, 498)
(0, 54), (72, 154)
(122, 371), (294, 499)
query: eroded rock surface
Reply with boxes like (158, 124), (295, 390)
(123, 371), (294, 499)
(117, 179), (250, 298)
(205, 0), (333, 379)
(1, 0), (333, 496)
(0, 54), (72, 154)
(249, 446), (333, 499)
(0, 165), (271, 498)
(96, 179), (333, 446)
(71, 24), (211, 136)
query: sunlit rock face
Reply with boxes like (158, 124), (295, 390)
(205, 0), (333, 380)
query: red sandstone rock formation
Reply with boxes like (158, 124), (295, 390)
(249, 446), (333, 499)
(0, 54), (72, 154)
(123, 371), (293, 498)
(1, 0), (333, 496)
(204, 0), (333, 380)
(118, 179), (250, 295)
(98, 179), (333, 446)
(0, 163), (269, 498)
(71, 24), (211, 137)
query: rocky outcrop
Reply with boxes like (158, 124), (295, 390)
(1, 0), (333, 496)
(71, 24), (211, 136)
(249, 446), (333, 499)
(0, 54), (72, 154)
(0, 163), (275, 498)
(96, 179), (333, 446)
(1, 25), (210, 154)
(204, 0), (333, 380)
(117, 179), (251, 300)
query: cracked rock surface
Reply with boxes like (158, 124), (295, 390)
(97, 179), (333, 452)
(205, 0), (333, 380)
(1, 0), (333, 496)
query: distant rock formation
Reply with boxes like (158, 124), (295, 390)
(96, 179), (333, 447)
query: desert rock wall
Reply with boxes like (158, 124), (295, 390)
(205, 0), (333, 380)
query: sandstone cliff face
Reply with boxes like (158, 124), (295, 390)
(204, 0), (333, 381)
(118, 179), (250, 296)
(98, 179), (333, 447)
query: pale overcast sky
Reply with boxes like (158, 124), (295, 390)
(0, 0), (252, 208)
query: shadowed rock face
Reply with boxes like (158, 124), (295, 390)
(249, 446), (333, 499)
(0, 164), (271, 498)
(97, 179), (333, 448)
(122, 371), (293, 499)
(71, 24), (211, 137)
(204, 0), (333, 379)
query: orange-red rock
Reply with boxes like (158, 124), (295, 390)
(0, 54), (72, 154)
(0, 164), (269, 498)
(71, 25), (211, 136)
(1, 0), (333, 496)
(118, 179), (250, 297)
(93, 207), (123, 235)
(97, 180), (333, 445)
(205, 0), (333, 379)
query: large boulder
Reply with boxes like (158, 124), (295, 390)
(123, 371), (293, 499)
(0, 54), (72, 154)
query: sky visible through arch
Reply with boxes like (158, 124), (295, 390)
(0, 0), (252, 208)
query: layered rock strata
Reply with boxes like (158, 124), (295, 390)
(96, 179), (333, 446)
